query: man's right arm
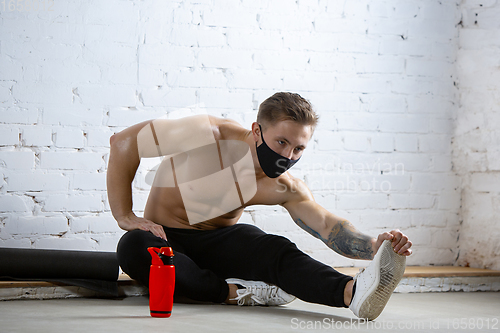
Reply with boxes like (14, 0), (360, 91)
(107, 120), (167, 240)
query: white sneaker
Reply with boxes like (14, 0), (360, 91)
(349, 239), (406, 320)
(226, 278), (296, 306)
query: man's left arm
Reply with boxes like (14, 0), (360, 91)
(281, 180), (412, 260)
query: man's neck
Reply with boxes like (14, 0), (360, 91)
(243, 129), (266, 179)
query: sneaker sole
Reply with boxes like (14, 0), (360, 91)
(358, 240), (406, 320)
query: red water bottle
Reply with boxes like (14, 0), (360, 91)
(147, 247), (175, 318)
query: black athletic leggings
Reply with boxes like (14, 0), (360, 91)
(116, 223), (352, 307)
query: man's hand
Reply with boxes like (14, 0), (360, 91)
(373, 229), (412, 256)
(117, 212), (167, 241)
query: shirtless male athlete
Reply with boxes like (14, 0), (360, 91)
(109, 92), (412, 320)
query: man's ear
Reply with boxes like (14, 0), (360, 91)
(251, 122), (261, 142)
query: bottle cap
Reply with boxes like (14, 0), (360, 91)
(160, 247), (174, 257)
(159, 247), (175, 265)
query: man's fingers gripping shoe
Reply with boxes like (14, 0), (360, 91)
(226, 279), (296, 306)
(349, 239), (406, 320)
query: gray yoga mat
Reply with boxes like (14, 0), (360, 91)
(0, 248), (120, 296)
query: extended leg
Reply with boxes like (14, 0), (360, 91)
(163, 224), (353, 308)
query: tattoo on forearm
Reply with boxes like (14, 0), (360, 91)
(327, 220), (374, 260)
(295, 218), (374, 260)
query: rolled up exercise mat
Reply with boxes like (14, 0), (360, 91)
(0, 248), (120, 296)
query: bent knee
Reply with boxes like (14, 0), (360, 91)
(117, 229), (149, 254)
(116, 230), (167, 266)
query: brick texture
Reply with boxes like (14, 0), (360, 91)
(0, 0), (495, 270)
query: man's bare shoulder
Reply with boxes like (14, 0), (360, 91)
(275, 172), (314, 205)
(208, 116), (249, 141)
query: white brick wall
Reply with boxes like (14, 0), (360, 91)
(454, 0), (500, 270)
(0, 0), (494, 270)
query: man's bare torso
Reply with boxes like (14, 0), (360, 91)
(143, 116), (298, 230)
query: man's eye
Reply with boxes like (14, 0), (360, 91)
(294, 147), (303, 152)
(278, 140), (285, 145)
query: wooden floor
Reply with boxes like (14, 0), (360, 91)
(335, 265), (500, 277)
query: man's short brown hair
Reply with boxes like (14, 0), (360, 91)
(257, 92), (319, 131)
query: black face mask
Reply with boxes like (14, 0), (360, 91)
(256, 124), (300, 178)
